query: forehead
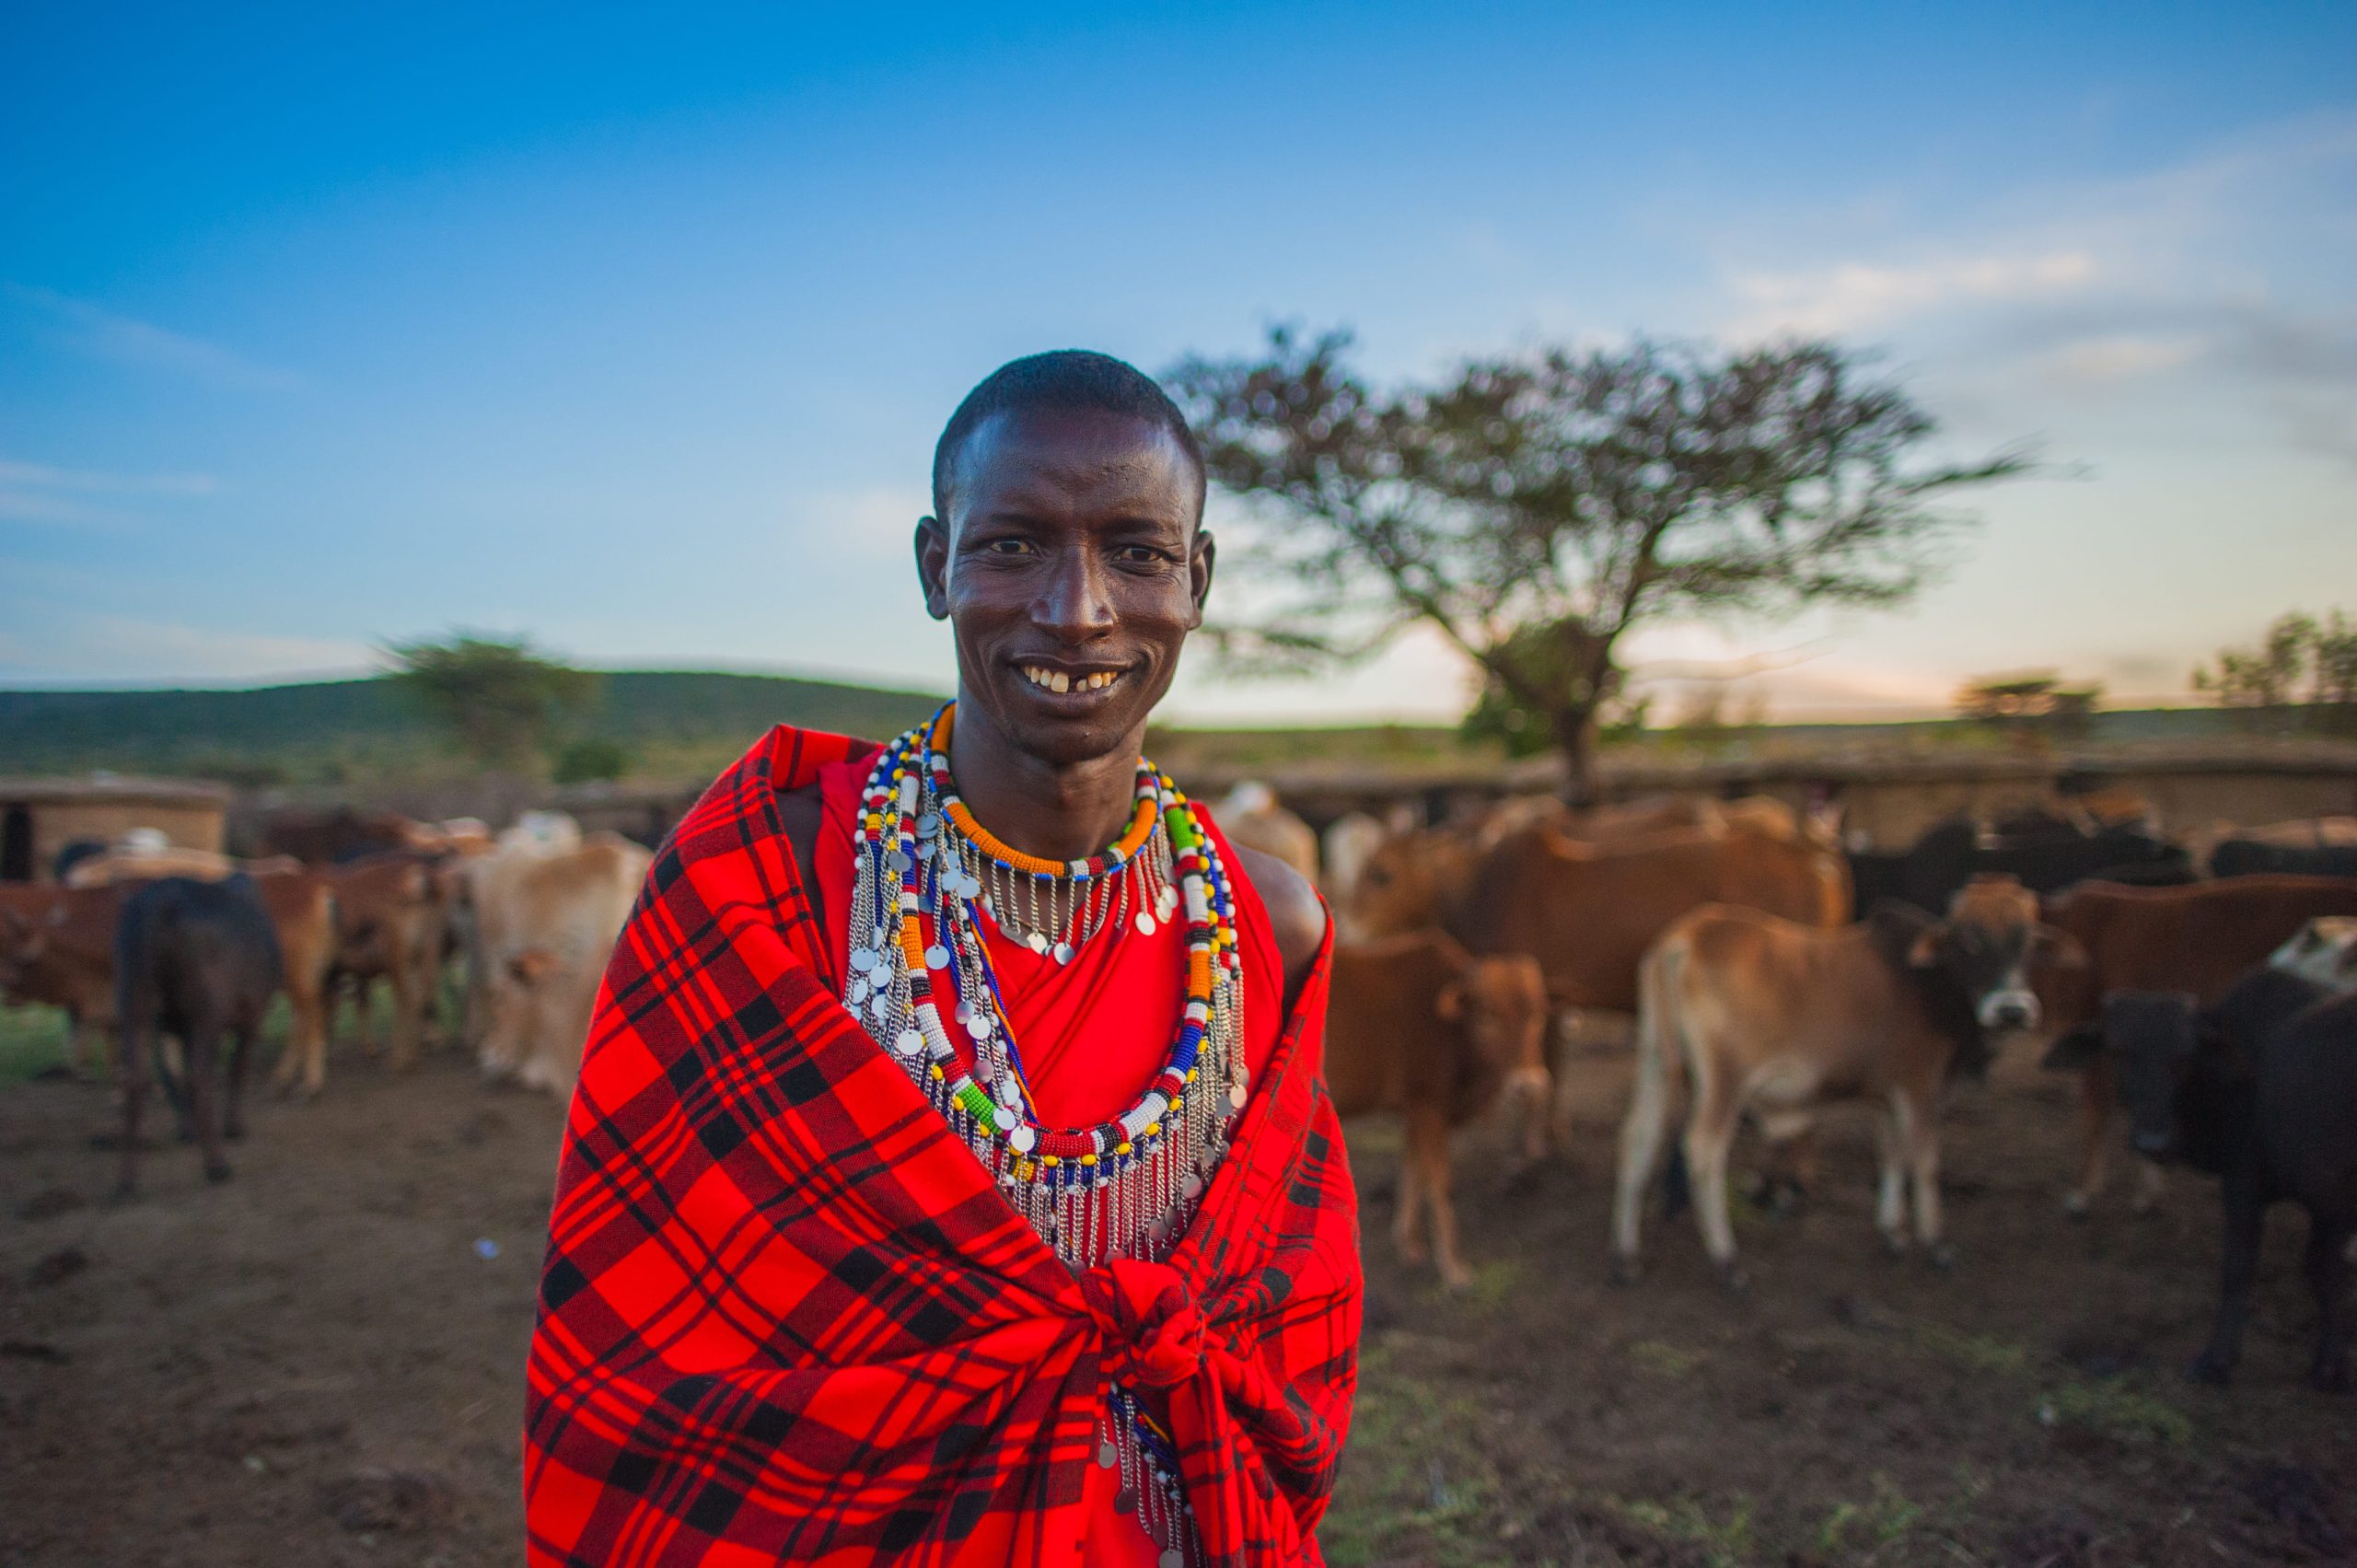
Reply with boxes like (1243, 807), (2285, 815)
(1949, 877), (2036, 932)
(946, 407), (1198, 532)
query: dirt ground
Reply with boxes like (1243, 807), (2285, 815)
(4, 1028), (2353, 1568)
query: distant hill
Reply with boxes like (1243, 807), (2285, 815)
(0, 669), (2289, 792)
(0, 671), (947, 784)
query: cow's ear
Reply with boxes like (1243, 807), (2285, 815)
(2039, 1028), (2104, 1073)
(2029, 924), (2089, 970)
(1907, 927), (1943, 968)
(1435, 983), (1465, 1022)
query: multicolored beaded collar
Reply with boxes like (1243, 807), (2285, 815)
(841, 703), (1249, 1565)
(843, 703), (1248, 1243)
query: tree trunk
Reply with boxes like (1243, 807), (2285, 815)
(1553, 704), (1602, 807)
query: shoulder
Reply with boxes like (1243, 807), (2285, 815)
(1233, 844), (1329, 1009)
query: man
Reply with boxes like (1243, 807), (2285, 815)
(524, 352), (1360, 1568)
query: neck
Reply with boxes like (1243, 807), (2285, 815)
(945, 695), (1148, 864)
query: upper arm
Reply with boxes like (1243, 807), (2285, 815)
(1234, 844), (1329, 1014)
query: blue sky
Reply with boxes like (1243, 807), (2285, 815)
(4, 3), (2352, 722)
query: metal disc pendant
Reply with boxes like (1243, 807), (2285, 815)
(1115, 1488), (1136, 1516)
(1134, 910), (1156, 935)
(1181, 1172), (1203, 1201)
(1052, 941), (1074, 965)
(1027, 932), (1050, 955)
(888, 851), (911, 874)
(916, 811), (941, 838)
(1162, 1549), (1184, 1567)
(893, 1028), (923, 1057)
(1229, 1084), (1248, 1109)
(924, 944), (949, 970)
(1097, 1440), (1117, 1469)
(849, 948), (877, 973)
(992, 1104), (1018, 1132)
(969, 1012), (993, 1040)
(1008, 1125), (1037, 1154)
(847, 978), (869, 1005)
(869, 992), (891, 1019)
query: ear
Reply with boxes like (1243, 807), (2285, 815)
(1189, 528), (1217, 624)
(2039, 1027), (2104, 1073)
(508, 947), (560, 985)
(914, 516), (950, 621)
(1434, 982), (1465, 1022)
(2029, 924), (2089, 970)
(1907, 927), (1943, 969)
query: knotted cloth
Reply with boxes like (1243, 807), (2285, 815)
(523, 726), (1361, 1566)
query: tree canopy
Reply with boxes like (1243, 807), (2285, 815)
(1167, 327), (2031, 797)
(383, 633), (600, 769)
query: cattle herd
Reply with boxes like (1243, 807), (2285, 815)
(0, 808), (649, 1192)
(1235, 785), (2357, 1395)
(4, 786), (2355, 1395)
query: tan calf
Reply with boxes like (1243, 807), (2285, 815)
(1613, 877), (2061, 1292)
(1326, 933), (1550, 1289)
(0, 884), (127, 1074)
(471, 834), (651, 1098)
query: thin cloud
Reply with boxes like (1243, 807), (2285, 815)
(0, 459), (219, 496)
(1729, 250), (2098, 341)
(0, 615), (377, 683)
(4, 282), (306, 393)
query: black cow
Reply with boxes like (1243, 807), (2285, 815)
(2051, 973), (2356, 1391)
(112, 875), (283, 1196)
(2212, 839), (2357, 881)
(1849, 819), (2193, 916)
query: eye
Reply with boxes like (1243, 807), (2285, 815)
(984, 538), (1032, 556)
(1114, 543), (1172, 565)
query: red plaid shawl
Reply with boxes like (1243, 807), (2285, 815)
(524, 726), (1361, 1566)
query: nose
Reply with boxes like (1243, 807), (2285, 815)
(1035, 547), (1117, 640)
(1979, 989), (2039, 1032)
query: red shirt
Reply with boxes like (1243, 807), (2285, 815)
(814, 760), (1284, 1568)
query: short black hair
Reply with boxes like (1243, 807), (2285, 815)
(930, 349), (1207, 524)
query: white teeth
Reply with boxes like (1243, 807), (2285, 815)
(1051, 670), (1070, 692)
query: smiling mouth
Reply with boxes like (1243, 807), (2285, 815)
(1017, 663), (1127, 695)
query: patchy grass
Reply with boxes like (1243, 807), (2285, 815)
(2039, 1380), (2196, 1446)
(1611, 1494), (1756, 1568)
(1912, 1321), (2034, 1378)
(1321, 1342), (1507, 1568)
(1629, 1338), (1702, 1377)
(0, 1005), (73, 1083)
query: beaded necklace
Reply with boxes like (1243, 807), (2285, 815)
(842, 703), (1248, 1568)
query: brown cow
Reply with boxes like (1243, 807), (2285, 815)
(0, 884), (128, 1074)
(62, 847), (302, 889)
(2038, 875), (2357, 1214)
(1453, 823), (1852, 1014)
(1326, 933), (1550, 1289)
(325, 851), (454, 1071)
(1217, 784), (1319, 884)
(1613, 877), (2064, 1291)
(0, 869), (333, 1096)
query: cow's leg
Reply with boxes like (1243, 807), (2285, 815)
(185, 1021), (230, 1183)
(1874, 1109), (1909, 1256)
(1391, 1122), (1427, 1267)
(1898, 1089), (1952, 1271)
(2304, 1213), (2353, 1394)
(1610, 1024), (1677, 1283)
(387, 958), (423, 1072)
(2064, 1058), (2114, 1216)
(1684, 1062), (1747, 1295)
(114, 1017), (150, 1200)
(2187, 1176), (2265, 1385)
(284, 970), (328, 1098)
(223, 1026), (253, 1142)
(1407, 1107), (1469, 1291)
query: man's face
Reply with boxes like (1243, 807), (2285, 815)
(918, 406), (1213, 765)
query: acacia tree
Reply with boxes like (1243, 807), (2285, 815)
(2193, 609), (2357, 733)
(1167, 329), (2031, 800)
(385, 633), (600, 771)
